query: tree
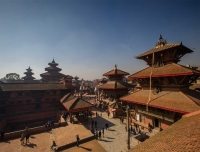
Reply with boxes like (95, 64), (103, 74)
(4, 73), (20, 82)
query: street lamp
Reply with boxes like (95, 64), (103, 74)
(126, 105), (130, 150)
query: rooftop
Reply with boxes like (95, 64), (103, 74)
(0, 83), (74, 91)
(98, 80), (133, 90)
(120, 90), (200, 114)
(129, 63), (200, 79)
(60, 93), (93, 111)
(103, 65), (130, 76)
(130, 110), (200, 152)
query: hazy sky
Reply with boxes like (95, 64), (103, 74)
(0, 0), (199, 80)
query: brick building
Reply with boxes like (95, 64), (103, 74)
(0, 83), (75, 132)
(120, 35), (200, 130)
(0, 60), (75, 132)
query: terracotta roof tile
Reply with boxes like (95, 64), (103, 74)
(40, 72), (66, 76)
(103, 69), (130, 76)
(130, 111), (200, 152)
(98, 80), (133, 89)
(136, 43), (193, 58)
(120, 90), (200, 113)
(0, 83), (73, 91)
(60, 94), (93, 111)
(129, 63), (200, 79)
(45, 67), (62, 71)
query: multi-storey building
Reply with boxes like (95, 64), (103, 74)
(120, 35), (200, 130)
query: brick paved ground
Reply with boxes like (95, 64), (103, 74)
(62, 140), (106, 152)
(0, 108), (157, 152)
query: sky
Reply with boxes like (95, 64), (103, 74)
(0, 0), (199, 80)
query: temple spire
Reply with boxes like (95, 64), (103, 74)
(52, 58), (55, 63)
(155, 34), (167, 48)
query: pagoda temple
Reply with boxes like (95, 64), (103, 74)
(72, 76), (81, 94)
(22, 66), (35, 81)
(40, 59), (66, 82)
(120, 35), (200, 130)
(98, 65), (133, 117)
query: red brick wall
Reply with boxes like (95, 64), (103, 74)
(160, 119), (173, 130)
(5, 104), (36, 113)
(7, 110), (57, 124)
(145, 115), (152, 125)
(0, 117), (7, 130)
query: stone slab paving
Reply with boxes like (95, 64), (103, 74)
(83, 110), (140, 152)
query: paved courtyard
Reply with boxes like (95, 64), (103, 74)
(0, 108), (150, 152)
(83, 109), (140, 152)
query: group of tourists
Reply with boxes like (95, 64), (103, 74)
(20, 127), (30, 146)
(90, 119), (108, 140)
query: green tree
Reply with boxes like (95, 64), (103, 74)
(4, 73), (20, 82)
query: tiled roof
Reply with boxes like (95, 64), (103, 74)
(136, 43), (193, 58)
(130, 110), (200, 152)
(40, 72), (66, 76)
(0, 83), (74, 91)
(45, 67), (62, 71)
(97, 80), (133, 89)
(60, 94), (93, 111)
(129, 63), (200, 79)
(103, 69), (130, 76)
(120, 90), (200, 113)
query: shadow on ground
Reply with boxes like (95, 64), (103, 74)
(25, 143), (37, 148)
(79, 145), (92, 151)
(83, 115), (115, 131)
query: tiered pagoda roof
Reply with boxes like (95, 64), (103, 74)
(129, 63), (200, 79)
(40, 59), (67, 82)
(103, 65), (130, 76)
(98, 65), (132, 90)
(136, 35), (193, 66)
(22, 66), (35, 81)
(120, 90), (200, 114)
(120, 35), (200, 114)
(60, 93), (93, 112)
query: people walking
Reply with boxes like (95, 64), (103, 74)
(76, 135), (80, 147)
(105, 123), (109, 130)
(25, 133), (30, 144)
(107, 112), (110, 118)
(92, 120), (94, 127)
(122, 117), (124, 124)
(95, 131), (98, 139)
(50, 140), (57, 150)
(20, 133), (25, 145)
(94, 121), (97, 129)
(98, 130), (101, 140)
(102, 127), (104, 137)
